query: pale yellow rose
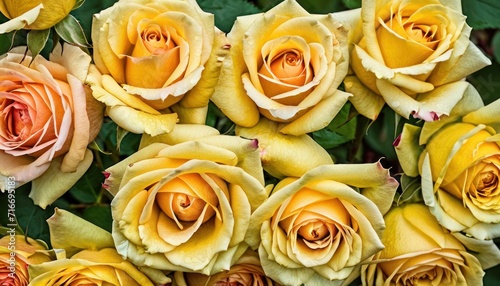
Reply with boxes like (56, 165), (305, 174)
(106, 135), (268, 275)
(0, 235), (51, 285)
(211, 0), (351, 136)
(236, 117), (334, 178)
(172, 249), (281, 286)
(362, 203), (484, 286)
(0, 44), (104, 209)
(28, 208), (170, 285)
(246, 162), (398, 286)
(0, 0), (76, 32)
(395, 84), (500, 239)
(339, 0), (491, 121)
(89, 0), (229, 136)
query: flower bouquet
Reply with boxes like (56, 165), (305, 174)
(1, 0), (500, 285)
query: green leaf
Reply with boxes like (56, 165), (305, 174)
(492, 31), (500, 65)
(0, 32), (13, 54)
(72, 0), (86, 10)
(27, 29), (50, 60)
(197, 0), (262, 32)
(467, 60), (500, 105)
(54, 14), (89, 47)
(0, 183), (70, 247)
(68, 164), (103, 204)
(461, 0), (500, 29)
(396, 174), (423, 205)
(341, 0), (361, 9)
(313, 128), (354, 149)
(81, 205), (112, 233)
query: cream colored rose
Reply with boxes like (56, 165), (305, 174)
(173, 249), (281, 286)
(0, 235), (51, 285)
(246, 162), (398, 286)
(395, 85), (500, 239)
(211, 0), (351, 136)
(362, 203), (484, 286)
(340, 0), (490, 121)
(89, 0), (229, 136)
(28, 208), (168, 286)
(0, 0), (76, 32)
(0, 44), (103, 208)
(106, 135), (268, 274)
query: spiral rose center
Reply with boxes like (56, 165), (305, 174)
(141, 25), (177, 55)
(3, 100), (32, 139)
(298, 221), (330, 241)
(156, 174), (226, 227)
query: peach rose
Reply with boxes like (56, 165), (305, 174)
(395, 84), (500, 239)
(246, 162), (398, 286)
(339, 0), (490, 121)
(28, 208), (170, 285)
(362, 203), (484, 285)
(0, 234), (51, 285)
(106, 135), (268, 274)
(0, 43), (103, 208)
(89, 0), (229, 135)
(0, 0), (76, 32)
(173, 249), (281, 286)
(211, 0), (351, 135)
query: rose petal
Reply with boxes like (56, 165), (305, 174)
(30, 149), (94, 209)
(47, 208), (115, 256)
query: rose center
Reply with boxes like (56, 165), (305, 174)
(215, 278), (247, 286)
(298, 221), (330, 241)
(3, 100), (32, 139)
(141, 25), (177, 55)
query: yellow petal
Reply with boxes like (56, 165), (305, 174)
(279, 89), (351, 135)
(181, 28), (230, 108)
(394, 124), (422, 177)
(107, 105), (178, 136)
(30, 149), (93, 209)
(236, 117), (333, 178)
(47, 208), (115, 256)
(0, 3), (42, 33)
(138, 124), (220, 149)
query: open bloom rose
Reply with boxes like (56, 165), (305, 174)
(28, 208), (168, 285)
(211, 0), (351, 136)
(246, 162), (398, 286)
(0, 0), (76, 32)
(90, 0), (229, 135)
(106, 135), (268, 274)
(395, 85), (500, 240)
(0, 235), (51, 285)
(173, 249), (281, 286)
(362, 203), (484, 285)
(340, 0), (490, 121)
(0, 44), (103, 208)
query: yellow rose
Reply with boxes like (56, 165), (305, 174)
(28, 208), (169, 285)
(89, 0), (229, 136)
(0, 0), (76, 32)
(341, 0), (490, 121)
(0, 234), (51, 285)
(172, 249), (281, 286)
(246, 162), (398, 286)
(0, 44), (104, 209)
(362, 203), (484, 285)
(106, 135), (268, 274)
(395, 85), (500, 239)
(211, 0), (351, 136)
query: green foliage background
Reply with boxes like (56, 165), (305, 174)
(1, 0), (500, 284)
